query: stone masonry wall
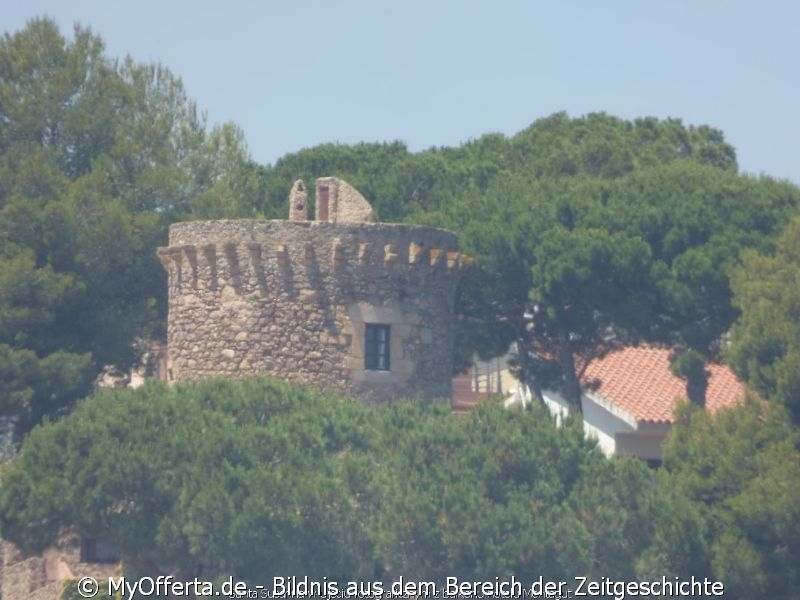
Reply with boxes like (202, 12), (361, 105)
(158, 220), (462, 403)
(1, 536), (119, 600)
(314, 177), (374, 223)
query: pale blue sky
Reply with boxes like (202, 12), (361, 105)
(4, 1), (799, 184)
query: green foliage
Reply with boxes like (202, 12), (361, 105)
(0, 378), (380, 582)
(366, 401), (658, 583)
(60, 577), (123, 600)
(670, 350), (706, 380)
(0, 18), (260, 428)
(635, 483), (711, 580)
(728, 216), (800, 421)
(256, 140), (493, 223)
(670, 350), (709, 406)
(4, 376), (799, 594)
(0, 378), (665, 586)
(409, 121), (800, 402)
(658, 399), (800, 597)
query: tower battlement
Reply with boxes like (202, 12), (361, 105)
(158, 178), (464, 403)
(157, 222), (465, 296)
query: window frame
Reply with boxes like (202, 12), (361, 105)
(364, 324), (391, 371)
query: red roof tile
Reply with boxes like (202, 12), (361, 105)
(581, 345), (745, 424)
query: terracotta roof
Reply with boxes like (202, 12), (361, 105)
(581, 345), (745, 424)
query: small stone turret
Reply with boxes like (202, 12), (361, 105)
(289, 179), (308, 222)
(158, 177), (463, 403)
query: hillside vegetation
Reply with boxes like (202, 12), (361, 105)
(2, 19), (800, 598)
(2, 378), (798, 598)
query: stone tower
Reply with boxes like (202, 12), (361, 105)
(157, 177), (464, 403)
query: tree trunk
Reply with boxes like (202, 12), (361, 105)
(558, 330), (583, 413)
(513, 324), (545, 407)
(686, 379), (708, 408)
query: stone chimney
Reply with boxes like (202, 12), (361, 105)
(289, 179), (308, 222)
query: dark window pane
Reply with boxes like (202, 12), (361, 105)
(365, 324), (390, 371)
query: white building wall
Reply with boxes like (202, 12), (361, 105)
(541, 389), (670, 460)
(540, 389), (572, 427)
(581, 394), (632, 458)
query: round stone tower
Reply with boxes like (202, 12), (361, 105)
(157, 177), (465, 403)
